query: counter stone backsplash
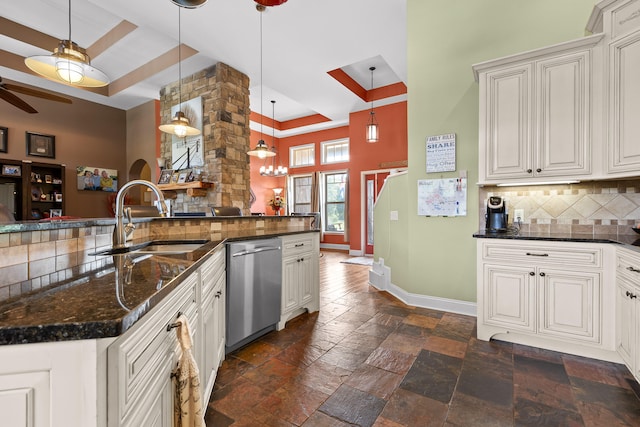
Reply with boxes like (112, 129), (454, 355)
(479, 179), (640, 235)
(0, 216), (312, 302)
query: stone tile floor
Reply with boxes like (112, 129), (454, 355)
(206, 251), (640, 426)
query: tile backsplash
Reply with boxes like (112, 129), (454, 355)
(479, 179), (640, 236)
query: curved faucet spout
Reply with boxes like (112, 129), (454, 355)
(113, 180), (168, 248)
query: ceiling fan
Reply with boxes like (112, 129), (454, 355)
(0, 77), (72, 114)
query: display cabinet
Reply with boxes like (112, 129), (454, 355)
(22, 161), (65, 220)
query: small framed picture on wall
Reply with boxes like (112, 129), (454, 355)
(26, 131), (55, 159)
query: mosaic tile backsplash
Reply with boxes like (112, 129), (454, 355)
(479, 179), (640, 236)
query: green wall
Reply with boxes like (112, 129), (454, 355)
(375, 0), (596, 302)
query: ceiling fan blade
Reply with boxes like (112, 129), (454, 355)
(0, 88), (38, 114)
(4, 83), (72, 104)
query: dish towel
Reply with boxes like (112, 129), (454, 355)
(172, 314), (205, 427)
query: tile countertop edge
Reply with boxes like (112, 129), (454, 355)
(0, 230), (318, 346)
(472, 230), (640, 253)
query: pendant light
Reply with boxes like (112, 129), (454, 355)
(171, 0), (207, 8)
(159, 4), (201, 138)
(260, 100), (288, 176)
(24, 0), (110, 87)
(248, 7), (276, 159)
(366, 66), (379, 143)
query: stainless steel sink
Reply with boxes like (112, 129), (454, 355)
(91, 239), (209, 256)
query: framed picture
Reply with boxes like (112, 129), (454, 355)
(177, 171), (188, 184)
(2, 164), (21, 176)
(158, 168), (174, 185)
(30, 208), (42, 220)
(26, 132), (55, 158)
(49, 209), (62, 218)
(0, 127), (7, 153)
(171, 172), (180, 184)
(54, 193), (63, 202)
(75, 166), (118, 192)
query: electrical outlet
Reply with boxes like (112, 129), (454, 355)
(514, 209), (524, 223)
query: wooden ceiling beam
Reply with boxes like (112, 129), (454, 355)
(86, 20), (137, 59)
(0, 17), (59, 51)
(108, 44), (198, 96)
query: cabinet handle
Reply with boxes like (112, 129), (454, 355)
(627, 291), (638, 299)
(529, 271), (535, 276)
(295, 243), (305, 247)
(215, 291), (222, 298)
(536, 168), (542, 173)
(166, 311), (183, 331)
(539, 272), (546, 277)
(526, 252), (549, 257)
(527, 169), (532, 174)
(627, 266), (640, 274)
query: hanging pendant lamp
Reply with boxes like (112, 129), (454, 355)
(159, 4), (201, 138)
(255, 0), (288, 7)
(24, 0), (110, 87)
(171, 0), (207, 8)
(260, 100), (288, 176)
(248, 7), (276, 159)
(366, 66), (379, 143)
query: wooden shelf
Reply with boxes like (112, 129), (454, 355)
(157, 181), (213, 191)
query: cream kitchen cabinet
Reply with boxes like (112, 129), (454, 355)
(615, 248), (640, 383)
(477, 239), (617, 360)
(199, 245), (226, 404)
(473, 34), (604, 185)
(278, 233), (320, 330)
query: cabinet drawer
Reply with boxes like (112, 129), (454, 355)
(617, 249), (640, 284)
(201, 246), (225, 297)
(282, 234), (315, 257)
(109, 274), (198, 425)
(481, 241), (602, 268)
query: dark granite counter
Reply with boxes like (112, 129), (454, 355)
(473, 229), (640, 251)
(0, 229), (316, 345)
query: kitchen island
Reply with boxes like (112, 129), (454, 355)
(0, 215), (319, 427)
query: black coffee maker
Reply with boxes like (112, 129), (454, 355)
(486, 196), (508, 232)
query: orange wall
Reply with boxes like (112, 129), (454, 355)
(250, 101), (407, 252)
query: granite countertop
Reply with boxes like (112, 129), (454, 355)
(0, 229), (315, 346)
(473, 229), (640, 249)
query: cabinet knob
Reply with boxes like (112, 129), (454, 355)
(539, 272), (545, 277)
(527, 169), (532, 174)
(215, 291), (222, 298)
(536, 168), (542, 173)
(627, 290), (637, 299)
(529, 271), (535, 276)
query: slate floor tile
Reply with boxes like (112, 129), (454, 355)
(399, 349), (462, 403)
(379, 388), (448, 426)
(514, 397), (584, 427)
(319, 384), (386, 427)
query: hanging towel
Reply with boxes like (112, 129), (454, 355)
(172, 314), (205, 427)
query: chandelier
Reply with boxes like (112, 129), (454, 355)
(260, 100), (288, 177)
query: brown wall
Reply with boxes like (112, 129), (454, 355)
(0, 79), (127, 218)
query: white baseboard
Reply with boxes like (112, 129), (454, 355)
(320, 243), (350, 251)
(349, 249), (364, 256)
(368, 258), (477, 317)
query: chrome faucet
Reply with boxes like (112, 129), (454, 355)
(113, 180), (169, 248)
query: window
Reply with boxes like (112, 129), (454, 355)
(321, 139), (349, 164)
(323, 172), (347, 233)
(290, 175), (313, 213)
(289, 144), (315, 168)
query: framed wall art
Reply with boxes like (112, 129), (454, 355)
(0, 127), (7, 153)
(158, 169), (174, 185)
(76, 166), (118, 192)
(1, 164), (21, 177)
(26, 131), (55, 159)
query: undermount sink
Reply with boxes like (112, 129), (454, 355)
(91, 239), (209, 256)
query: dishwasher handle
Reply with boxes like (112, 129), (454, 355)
(231, 246), (281, 257)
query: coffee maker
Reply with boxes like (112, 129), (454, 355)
(485, 196), (508, 232)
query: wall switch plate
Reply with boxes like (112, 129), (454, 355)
(390, 210), (399, 221)
(514, 209), (524, 223)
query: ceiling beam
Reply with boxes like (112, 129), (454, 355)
(0, 17), (59, 51)
(108, 44), (198, 96)
(87, 20), (138, 59)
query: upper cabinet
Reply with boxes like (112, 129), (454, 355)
(473, 35), (604, 185)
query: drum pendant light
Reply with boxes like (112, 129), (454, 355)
(24, 0), (110, 87)
(248, 8), (276, 159)
(366, 66), (379, 143)
(159, 4), (201, 138)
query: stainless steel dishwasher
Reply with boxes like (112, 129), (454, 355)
(226, 238), (282, 353)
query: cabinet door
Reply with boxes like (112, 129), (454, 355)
(298, 254), (315, 306)
(608, 30), (640, 174)
(482, 264), (536, 332)
(535, 50), (591, 177)
(124, 380), (173, 427)
(538, 268), (600, 343)
(202, 273), (225, 402)
(616, 279), (636, 369)
(480, 64), (533, 181)
(282, 256), (301, 314)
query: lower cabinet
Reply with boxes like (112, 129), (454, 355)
(615, 248), (640, 383)
(278, 233), (320, 330)
(477, 239), (616, 360)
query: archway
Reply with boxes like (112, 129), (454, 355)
(128, 159), (152, 205)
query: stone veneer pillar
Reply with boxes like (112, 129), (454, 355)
(159, 62), (251, 214)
